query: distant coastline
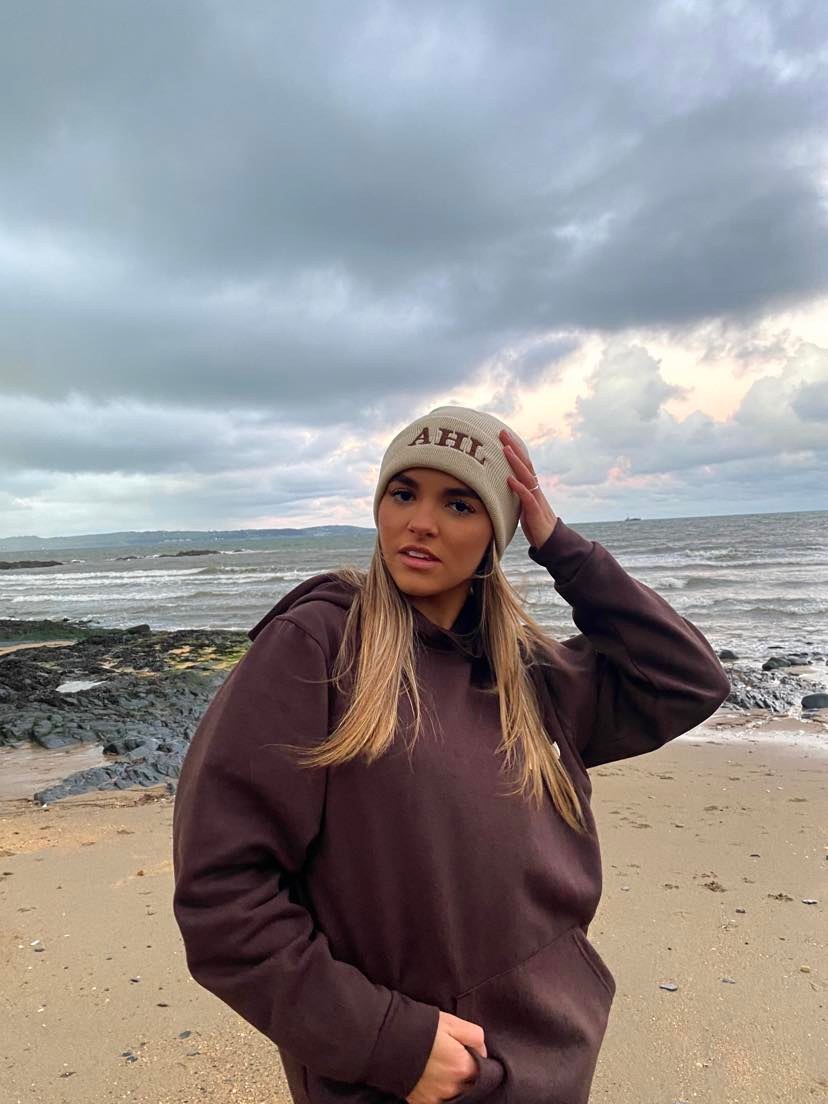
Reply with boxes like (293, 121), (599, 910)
(0, 524), (373, 554)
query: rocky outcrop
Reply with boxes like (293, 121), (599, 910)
(716, 648), (827, 713)
(0, 622), (248, 804)
(0, 560), (64, 570)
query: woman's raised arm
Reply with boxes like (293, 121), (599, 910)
(528, 519), (732, 769)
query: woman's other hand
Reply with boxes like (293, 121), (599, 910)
(405, 1009), (486, 1103)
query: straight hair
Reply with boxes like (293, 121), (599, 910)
(274, 538), (589, 834)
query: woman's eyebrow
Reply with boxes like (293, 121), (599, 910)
(389, 473), (482, 500)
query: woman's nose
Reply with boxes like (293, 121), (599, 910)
(408, 502), (438, 532)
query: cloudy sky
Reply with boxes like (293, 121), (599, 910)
(2, 0), (827, 538)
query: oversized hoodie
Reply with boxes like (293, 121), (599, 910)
(172, 519), (731, 1104)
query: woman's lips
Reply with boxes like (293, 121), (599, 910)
(399, 551), (441, 570)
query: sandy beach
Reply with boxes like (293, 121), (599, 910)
(1, 712), (825, 1104)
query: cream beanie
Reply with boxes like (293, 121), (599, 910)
(372, 405), (530, 560)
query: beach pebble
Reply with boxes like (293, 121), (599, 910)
(129, 976), (141, 983)
(800, 966), (811, 973)
(721, 976), (737, 984)
(178, 1030), (192, 1039)
(735, 907), (746, 913)
(659, 982), (679, 991)
(801, 898), (818, 905)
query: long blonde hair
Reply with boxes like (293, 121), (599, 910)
(277, 537), (589, 835)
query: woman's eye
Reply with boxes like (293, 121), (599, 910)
(389, 488), (473, 514)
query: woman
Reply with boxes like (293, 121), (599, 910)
(172, 405), (731, 1104)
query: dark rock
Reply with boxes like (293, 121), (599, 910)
(762, 656), (793, 671)
(0, 617), (96, 641)
(802, 693), (828, 710)
(718, 649), (739, 661)
(158, 550), (216, 558)
(0, 560), (64, 570)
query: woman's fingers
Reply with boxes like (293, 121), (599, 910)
(500, 431), (537, 489)
(499, 428), (534, 470)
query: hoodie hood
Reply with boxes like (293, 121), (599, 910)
(248, 570), (487, 670)
(248, 571), (356, 642)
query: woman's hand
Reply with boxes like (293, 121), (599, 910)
(499, 428), (559, 550)
(405, 1009), (486, 1103)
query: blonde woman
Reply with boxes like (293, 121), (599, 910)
(172, 406), (730, 1104)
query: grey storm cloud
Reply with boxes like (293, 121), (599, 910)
(1, 0), (827, 416)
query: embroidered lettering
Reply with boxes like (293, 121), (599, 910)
(406, 426), (487, 465)
(436, 427), (470, 452)
(465, 436), (486, 464)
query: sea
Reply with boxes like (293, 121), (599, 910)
(3, 509), (827, 662)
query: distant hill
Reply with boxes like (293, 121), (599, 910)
(0, 525), (374, 553)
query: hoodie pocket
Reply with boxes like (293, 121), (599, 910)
(302, 1069), (399, 1103)
(450, 924), (615, 1104)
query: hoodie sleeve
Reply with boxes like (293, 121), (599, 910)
(172, 615), (439, 1100)
(528, 518), (731, 770)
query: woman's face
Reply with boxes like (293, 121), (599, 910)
(377, 466), (494, 606)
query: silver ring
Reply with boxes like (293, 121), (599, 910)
(529, 481), (540, 491)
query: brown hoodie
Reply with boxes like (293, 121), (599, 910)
(172, 519), (731, 1104)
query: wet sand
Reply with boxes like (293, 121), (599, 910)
(0, 639), (78, 657)
(1, 722), (825, 1103)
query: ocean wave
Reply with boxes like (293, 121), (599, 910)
(635, 556), (828, 570)
(1, 568), (206, 585)
(680, 595), (828, 615)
